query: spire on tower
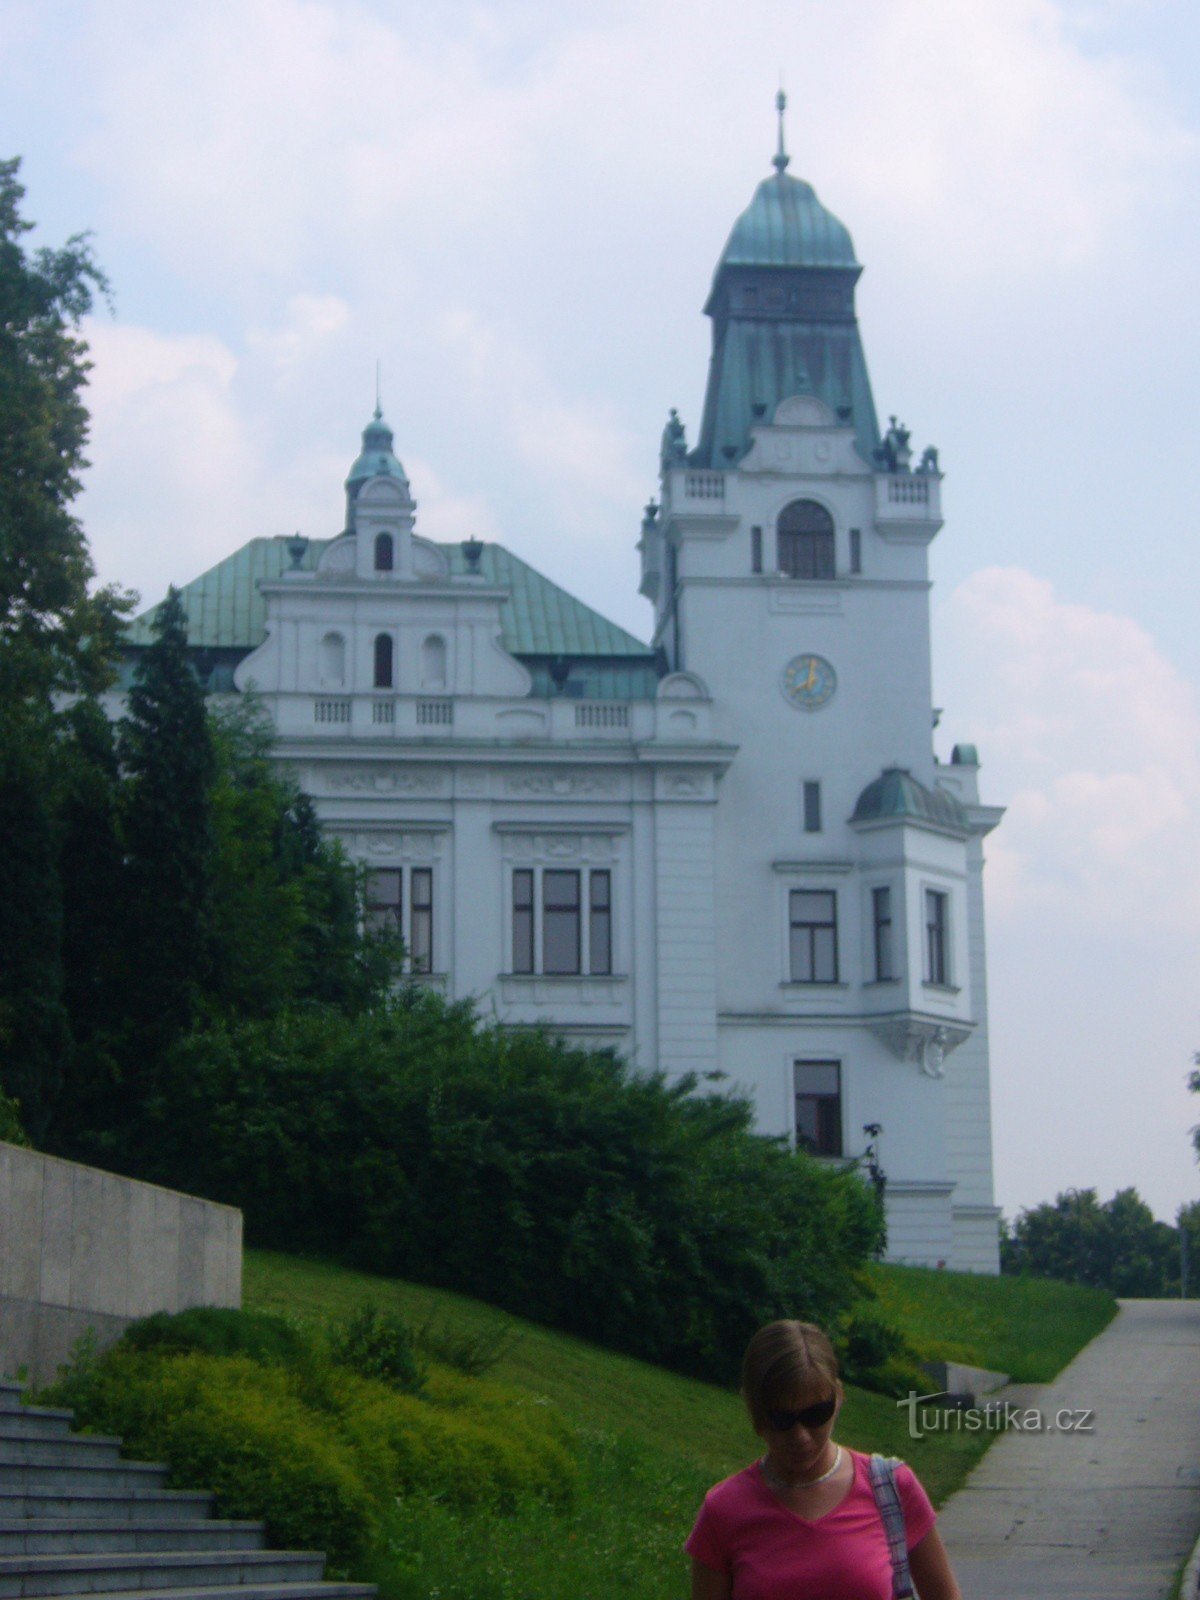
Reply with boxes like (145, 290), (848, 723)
(773, 85), (789, 174)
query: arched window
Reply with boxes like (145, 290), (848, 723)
(777, 500), (835, 580)
(373, 633), (394, 689)
(320, 631), (345, 686)
(421, 634), (447, 690)
(374, 532), (394, 572)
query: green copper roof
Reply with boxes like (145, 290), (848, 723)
(127, 537), (655, 664)
(346, 408), (410, 493)
(696, 315), (880, 467)
(850, 768), (970, 833)
(717, 172), (858, 274)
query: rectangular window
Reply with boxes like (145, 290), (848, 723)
(925, 889), (949, 985)
(789, 889), (838, 983)
(872, 886), (894, 981)
(849, 528), (862, 574)
(542, 869), (581, 975)
(803, 781), (822, 834)
(589, 870), (612, 976)
(795, 1061), (842, 1157)
(512, 869), (534, 975)
(410, 867), (433, 974)
(365, 868), (402, 934)
(366, 867), (434, 973)
(751, 526), (763, 574)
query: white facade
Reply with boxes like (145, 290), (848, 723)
(142, 153), (1004, 1271)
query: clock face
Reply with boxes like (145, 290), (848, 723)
(781, 653), (837, 711)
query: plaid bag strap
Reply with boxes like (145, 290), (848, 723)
(868, 1454), (915, 1600)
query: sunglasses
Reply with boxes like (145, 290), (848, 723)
(765, 1396), (837, 1432)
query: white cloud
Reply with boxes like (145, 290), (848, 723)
(247, 293), (351, 376)
(937, 567), (1200, 1219)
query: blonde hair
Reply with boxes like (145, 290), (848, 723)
(740, 1321), (840, 1431)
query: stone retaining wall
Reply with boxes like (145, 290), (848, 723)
(0, 1141), (242, 1383)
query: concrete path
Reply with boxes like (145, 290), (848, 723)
(938, 1300), (1200, 1599)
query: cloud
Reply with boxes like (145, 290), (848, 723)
(247, 293), (351, 377)
(65, 0), (1192, 303)
(940, 566), (1200, 927)
(937, 567), (1200, 1218)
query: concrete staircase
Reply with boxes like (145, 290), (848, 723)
(0, 1380), (375, 1600)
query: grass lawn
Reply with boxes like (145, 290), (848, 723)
(864, 1261), (1117, 1382)
(245, 1250), (1003, 1600)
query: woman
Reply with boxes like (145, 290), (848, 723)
(686, 1321), (962, 1600)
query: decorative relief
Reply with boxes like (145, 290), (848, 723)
(500, 832), (617, 865)
(327, 767), (447, 794)
(456, 770), (488, 797)
(505, 771), (621, 797)
(356, 830), (443, 862)
(867, 1016), (972, 1079)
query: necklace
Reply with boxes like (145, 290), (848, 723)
(760, 1444), (842, 1493)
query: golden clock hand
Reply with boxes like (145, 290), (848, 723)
(804, 660), (817, 690)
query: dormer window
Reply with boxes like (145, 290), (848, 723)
(374, 532), (394, 572)
(373, 633), (394, 689)
(778, 500), (834, 580)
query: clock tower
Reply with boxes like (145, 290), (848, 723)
(638, 98), (1003, 1271)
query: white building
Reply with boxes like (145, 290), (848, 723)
(128, 132), (1003, 1272)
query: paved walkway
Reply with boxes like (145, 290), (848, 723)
(938, 1300), (1200, 1599)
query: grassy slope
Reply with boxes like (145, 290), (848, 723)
(245, 1252), (1116, 1600)
(864, 1263), (1117, 1382)
(248, 1251), (986, 1501)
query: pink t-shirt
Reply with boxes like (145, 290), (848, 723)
(685, 1449), (936, 1600)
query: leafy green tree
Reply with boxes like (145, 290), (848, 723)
(207, 695), (398, 1018)
(1178, 1199), (1200, 1299)
(118, 587), (216, 1052)
(0, 157), (132, 706)
(0, 718), (69, 1141)
(1003, 1186), (1177, 1296)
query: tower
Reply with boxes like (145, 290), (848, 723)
(640, 99), (1002, 1269)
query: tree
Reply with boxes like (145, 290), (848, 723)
(0, 720), (69, 1141)
(1002, 1186), (1177, 1296)
(0, 157), (132, 707)
(118, 587), (216, 1052)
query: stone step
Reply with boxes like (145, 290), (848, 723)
(0, 1393), (23, 1418)
(0, 1525), (265, 1558)
(0, 1551), (326, 1598)
(0, 1492), (212, 1525)
(0, 1441), (124, 1472)
(0, 1466), (168, 1496)
(0, 1414), (76, 1443)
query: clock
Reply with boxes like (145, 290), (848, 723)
(781, 653), (837, 711)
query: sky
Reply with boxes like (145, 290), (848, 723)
(4, 0), (1199, 1225)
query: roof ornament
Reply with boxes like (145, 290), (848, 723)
(375, 359), (382, 421)
(773, 85), (790, 174)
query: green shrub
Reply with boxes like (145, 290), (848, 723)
(43, 1351), (372, 1569)
(0, 1089), (29, 1146)
(139, 996), (883, 1386)
(122, 1307), (312, 1367)
(330, 1303), (425, 1393)
(410, 1309), (522, 1378)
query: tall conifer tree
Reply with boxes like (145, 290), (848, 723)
(119, 587), (216, 1054)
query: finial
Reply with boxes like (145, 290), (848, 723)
(773, 84), (789, 173)
(374, 360), (382, 420)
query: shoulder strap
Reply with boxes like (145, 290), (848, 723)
(868, 1454), (914, 1600)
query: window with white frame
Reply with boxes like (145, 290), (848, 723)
(924, 888), (949, 986)
(795, 1060), (843, 1157)
(365, 866), (434, 973)
(789, 889), (838, 983)
(511, 865), (613, 976)
(872, 885), (894, 981)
